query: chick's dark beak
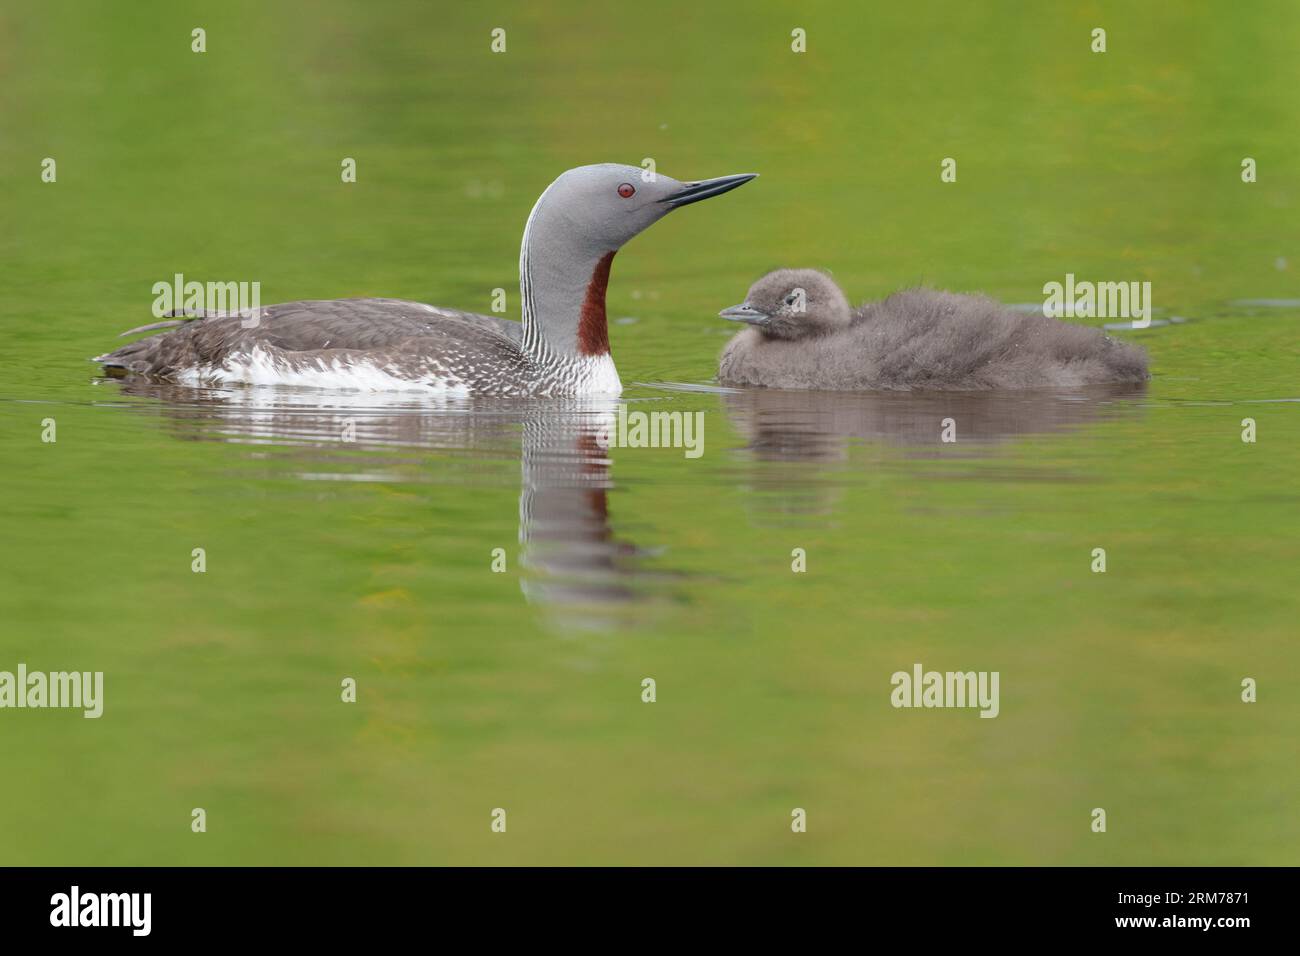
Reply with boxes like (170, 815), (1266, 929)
(719, 303), (770, 326)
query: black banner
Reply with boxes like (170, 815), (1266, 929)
(0, 867), (1277, 942)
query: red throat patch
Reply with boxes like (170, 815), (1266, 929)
(578, 252), (615, 356)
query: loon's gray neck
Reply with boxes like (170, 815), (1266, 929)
(519, 187), (615, 363)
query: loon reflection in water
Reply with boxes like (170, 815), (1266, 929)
(101, 379), (1146, 618)
(105, 381), (675, 629)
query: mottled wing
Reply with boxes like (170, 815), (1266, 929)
(96, 298), (522, 377)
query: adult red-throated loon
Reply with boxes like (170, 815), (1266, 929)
(96, 164), (755, 397)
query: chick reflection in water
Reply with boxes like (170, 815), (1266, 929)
(107, 382), (667, 627)
(720, 384), (1146, 520)
(722, 385), (1146, 461)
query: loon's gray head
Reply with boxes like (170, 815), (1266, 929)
(535, 163), (756, 253)
(521, 163), (756, 361)
(720, 269), (852, 341)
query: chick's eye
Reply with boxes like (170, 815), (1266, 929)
(617, 183), (636, 198)
(784, 294), (798, 305)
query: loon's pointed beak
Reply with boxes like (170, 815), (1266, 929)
(661, 173), (757, 209)
(720, 303), (770, 326)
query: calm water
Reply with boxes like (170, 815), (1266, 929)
(2, 1), (1298, 865)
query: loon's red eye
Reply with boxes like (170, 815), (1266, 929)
(617, 182), (635, 198)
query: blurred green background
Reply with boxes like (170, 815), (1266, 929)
(1, 0), (1297, 865)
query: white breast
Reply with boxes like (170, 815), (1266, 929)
(174, 346), (472, 395)
(568, 354), (623, 396)
(172, 344), (621, 398)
